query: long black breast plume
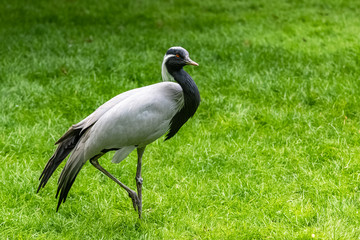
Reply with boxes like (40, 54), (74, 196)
(165, 69), (200, 140)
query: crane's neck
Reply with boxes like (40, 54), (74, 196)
(164, 67), (201, 140)
(170, 69), (200, 101)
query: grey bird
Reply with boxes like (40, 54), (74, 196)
(37, 46), (200, 218)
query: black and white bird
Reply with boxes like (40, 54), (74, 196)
(37, 46), (200, 218)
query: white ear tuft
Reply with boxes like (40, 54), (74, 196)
(161, 54), (175, 82)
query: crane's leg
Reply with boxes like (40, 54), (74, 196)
(135, 147), (145, 218)
(90, 155), (140, 212)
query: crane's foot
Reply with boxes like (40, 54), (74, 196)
(137, 202), (142, 219)
(129, 191), (142, 218)
(128, 190), (139, 211)
(128, 190), (142, 218)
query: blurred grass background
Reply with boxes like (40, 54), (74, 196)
(1, 0), (360, 239)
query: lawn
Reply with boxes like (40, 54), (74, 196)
(1, 0), (360, 239)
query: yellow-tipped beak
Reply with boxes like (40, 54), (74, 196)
(186, 58), (199, 66)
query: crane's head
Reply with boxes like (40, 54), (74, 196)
(162, 46), (198, 82)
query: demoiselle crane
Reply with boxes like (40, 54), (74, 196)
(37, 46), (200, 218)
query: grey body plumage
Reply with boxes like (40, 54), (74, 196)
(37, 46), (200, 218)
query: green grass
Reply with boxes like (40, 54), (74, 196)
(1, 0), (360, 239)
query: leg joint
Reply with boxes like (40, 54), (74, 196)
(136, 177), (143, 185)
(90, 154), (102, 165)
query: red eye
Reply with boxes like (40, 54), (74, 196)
(176, 54), (180, 58)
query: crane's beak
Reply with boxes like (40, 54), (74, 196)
(185, 58), (199, 66)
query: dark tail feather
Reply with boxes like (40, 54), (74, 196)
(55, 149), (88, 211)
(37, 128), (81, 193)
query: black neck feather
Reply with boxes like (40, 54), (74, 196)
(165, 68), (200, 140)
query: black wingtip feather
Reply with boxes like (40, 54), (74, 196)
(37, 131), (81, 194)
(55, 167), (82, 211)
